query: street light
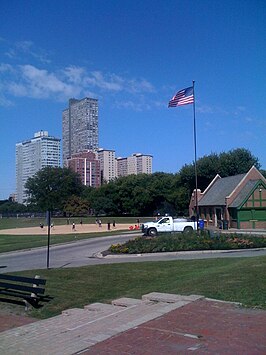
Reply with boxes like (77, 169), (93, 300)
(46, 210), (51, 269)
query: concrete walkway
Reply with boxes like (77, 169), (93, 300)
(0, 292), (265, 354)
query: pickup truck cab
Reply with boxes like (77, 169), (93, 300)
(142, 216), (197, 236)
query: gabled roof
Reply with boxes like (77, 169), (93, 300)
(229, 180), (265, 208)
(198, 173), (246, 206)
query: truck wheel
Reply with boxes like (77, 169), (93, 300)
(183, 226), (193, 234)
(148, 228), (157, 237)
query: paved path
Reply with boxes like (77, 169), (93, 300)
(0, 293), (265, 354)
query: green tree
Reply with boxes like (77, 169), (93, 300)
(63, 195), (90, 216)
(81, 148), (262, 218)
(260, 169), (266, 179)
(25, 167), (83, 212)
(179, 148), (260, 194)
(0, 201), (28, 214)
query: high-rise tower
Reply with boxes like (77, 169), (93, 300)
(16, 131), (61, 204)
(62, 97), (98, 165)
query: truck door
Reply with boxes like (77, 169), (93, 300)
(157, 217), (172, 232)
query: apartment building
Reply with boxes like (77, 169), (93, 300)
(67, 151), (101, 188)
(16, 131), (61, 204)
(117, 153), (153, 177)
(62, 97), (98, 165)
(96, 148), (116, 183)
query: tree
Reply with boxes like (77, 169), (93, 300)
(25, 167), (84, 212)
(0, 201), (28, 214)
(260, 169), (266, 179)
(63, 195), (90, 216)
(179, 148), (260, 194)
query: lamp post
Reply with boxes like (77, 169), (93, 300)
(46, 210), (51, 269)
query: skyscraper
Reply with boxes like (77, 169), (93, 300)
(16, 131), (61, 204)
(62, 97), (98, 165)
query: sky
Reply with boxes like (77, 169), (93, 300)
(0, 0), (265, 200)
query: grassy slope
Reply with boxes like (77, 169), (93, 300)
(13, 256), (265, 319)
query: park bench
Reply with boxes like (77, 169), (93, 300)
(0, 274), (47, 309)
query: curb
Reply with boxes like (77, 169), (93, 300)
(94, 247), (266, 259)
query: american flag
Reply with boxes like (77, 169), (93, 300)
(168, 86), (194, 107)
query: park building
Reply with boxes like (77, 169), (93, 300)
(66, 151), (101, 188)
(62, 97), (99, 166)
(16, 131), (61, 204)
(189, 166), (266, 230)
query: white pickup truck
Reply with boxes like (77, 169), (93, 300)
(141, 216), (197, 236)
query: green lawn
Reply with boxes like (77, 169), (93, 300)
(0, 230), (139, 253)
(9, 255), (266, 319)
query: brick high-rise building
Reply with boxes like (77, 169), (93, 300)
(62, 97), (98, 165)
(67, 151), (101, 188)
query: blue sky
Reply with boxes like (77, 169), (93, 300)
(0, 0), (265, 200)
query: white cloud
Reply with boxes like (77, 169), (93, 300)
(84, 70), (155, 94)
(0, 63), (14, 73)
(233, 106), (246, 116)
(8, 82), (28, 97)
(18, 65), (77, 99)
(197, 104), (214, 114)
(63, 66), (86, 84)
(5, 40), (51, 64)
(0, 38), (155, 105)
(126, 78), (154, 93)
(85, 71), (123, 91)
(0, 54), (155, 107)
(115, 99), (152, 112)
(0, 95), (13, 107)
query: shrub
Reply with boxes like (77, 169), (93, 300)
(107, 231), (266, 254)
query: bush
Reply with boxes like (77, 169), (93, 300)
(108, 231), (266, 254)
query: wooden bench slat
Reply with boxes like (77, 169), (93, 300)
(0, 274), (47, 308)
(0, 289), (41, 300)
(0, 274), (46, 286)
(0, 282), (45, 295)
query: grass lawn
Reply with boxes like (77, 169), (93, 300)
(0, 230), (138, 253)
(6, 255), (265, 319)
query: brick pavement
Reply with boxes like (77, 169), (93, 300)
(0, 312), (37, 332)
(85, 298), (266, 354)
(0, 294), (265, 354)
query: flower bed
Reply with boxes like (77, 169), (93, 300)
(108, 231), (266, 254)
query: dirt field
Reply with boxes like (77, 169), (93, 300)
(0, 223), (137, 235)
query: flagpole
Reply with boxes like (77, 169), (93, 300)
(192, 80), (199, 229)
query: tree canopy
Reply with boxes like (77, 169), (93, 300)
(179, 148), (260, 194)
(25, 167), (84, 211)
